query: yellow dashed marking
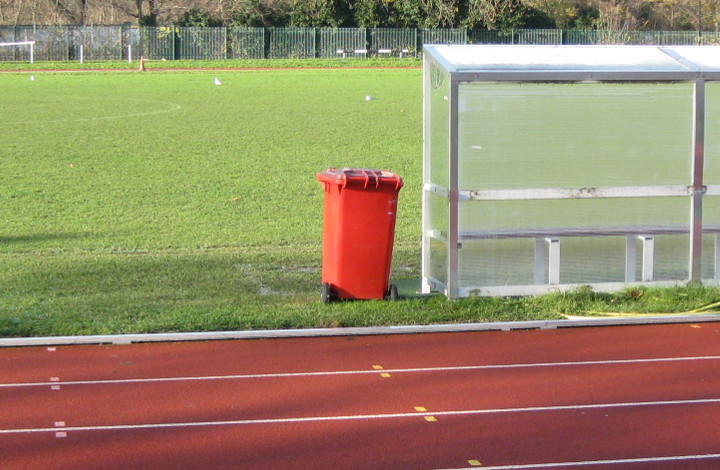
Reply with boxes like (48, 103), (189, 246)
(691, 324), (702, 329)
(380, 373), (391, 378)
(372, 365), (384, 370)
(415, 406), (435, 421)
(468, 459), (482, 466)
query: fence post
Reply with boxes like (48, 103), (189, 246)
(263, 28), (270, 59)
(313, 27), (319, 58)
(224, 27), (228, 59)
(66, 26), (71, 61)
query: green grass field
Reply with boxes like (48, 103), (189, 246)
(1, 66), (719, 337)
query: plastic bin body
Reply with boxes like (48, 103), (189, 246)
(317, 168), (404, 300)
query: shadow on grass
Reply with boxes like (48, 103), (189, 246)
(0, 249), (557, 336)
(0, 232), (96, 246)
(0, 250), (322, 336)
(4, 246), (711, 338)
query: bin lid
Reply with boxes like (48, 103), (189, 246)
(316, 168), (404, 190)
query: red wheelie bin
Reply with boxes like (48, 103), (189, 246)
(316, 168), (404, 302)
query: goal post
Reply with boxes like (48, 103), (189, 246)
(0, 41), (36, 64)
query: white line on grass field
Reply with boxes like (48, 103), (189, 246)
(433, 453), (720, 469)
(2, 355), (719, 389)
(2, 397), (720, 435)
(14, 100), (182, 125)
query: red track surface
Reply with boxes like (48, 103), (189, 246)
(2, 323), (720, 469)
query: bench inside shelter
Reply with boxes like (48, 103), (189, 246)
(457, 224), (720, 285)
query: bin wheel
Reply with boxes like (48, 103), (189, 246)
(321, 283), (334, 303)
(385, 284), (400, 301)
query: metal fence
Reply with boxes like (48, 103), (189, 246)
(1, 25), (719, 62)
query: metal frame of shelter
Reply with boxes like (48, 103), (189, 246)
(422, 45), (720, 298)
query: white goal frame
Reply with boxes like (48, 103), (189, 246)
(0, 41), (35, 63)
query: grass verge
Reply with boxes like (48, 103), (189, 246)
(0, 67), (718, 338)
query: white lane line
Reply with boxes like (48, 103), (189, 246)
(2, 396), (720, 435)
(434, 453), (720, 469)
(2, 355), (720, 389)
(15, 101), (183, 125)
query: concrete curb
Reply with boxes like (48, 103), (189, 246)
(1, 314), (719, 347)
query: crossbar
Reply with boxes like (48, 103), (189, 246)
(0, 40), (35, 63)
(0, 41), (35, 46)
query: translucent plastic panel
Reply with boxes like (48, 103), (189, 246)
(558, 237), (627, 283)
(702, 196), (720, 226)
(648, 235), (689, 281)
(425, 191), (449, 285)
(457, 82), (693, 190)
(428, 238), (448, 286)
(702, 234), (719, 280)
(459, 197), (689, 233)
(459, 239), (535, 287)
(704, 82), (720, 186)
(701, 196), (720, 279)
(427, 190), (449, 236)
(457, 197), (690, 287)
(425, 62), (450, 189)
(562, 235), (688, 283)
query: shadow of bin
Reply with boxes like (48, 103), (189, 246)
(316, 168), (404, 302)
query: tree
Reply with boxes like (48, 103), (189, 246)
(351, 0), (398, 27)
(393, 0), (460, 27)
(177, 5), (222, 25)
(288, 0), (351, 26)
(230, 0), (291, 26)
(462, 0), (525, 29)
(50, 0), (89, 24)
(522, 0), (597, 28)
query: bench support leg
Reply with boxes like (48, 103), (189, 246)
(640, 236), (655, 282)
(626, 235), (655, 283)
(625, 235), (637, 282)
(535, 238), (560, 284)
(534, 238), (546, 284)
(715, 234), (720, 281)
(546, 238), (560, 285)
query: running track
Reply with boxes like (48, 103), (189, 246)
(2, 322), (720, 469)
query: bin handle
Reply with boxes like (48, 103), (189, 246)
(333, 168), (392, 190)
(361, 169), (381, 189)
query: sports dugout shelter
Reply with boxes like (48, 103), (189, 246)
(422, 45), (720, 297)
